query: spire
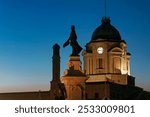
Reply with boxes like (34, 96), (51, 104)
(105, 0), (107, 17)
(103, 0), (110, 25)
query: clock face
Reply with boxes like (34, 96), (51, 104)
(97, 47), (104, 54)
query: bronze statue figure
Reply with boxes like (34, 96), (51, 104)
(63, 25), (82, 56)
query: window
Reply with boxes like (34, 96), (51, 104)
(99, 58), (103, 69)
(113, 57), (121, 73)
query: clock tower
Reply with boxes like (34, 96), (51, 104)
(60, 17), (141, 100)
(83, 17), (134, 85)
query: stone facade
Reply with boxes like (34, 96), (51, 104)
(61, 56), (86, 100)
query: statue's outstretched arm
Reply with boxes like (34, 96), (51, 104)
(63, 39), (70, 48)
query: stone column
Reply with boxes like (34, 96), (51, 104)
(50, 44), (65, 100)
(52, 43), (60, 81)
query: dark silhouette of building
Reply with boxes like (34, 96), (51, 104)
(0, 17), (150, 100)
(49, 44), (66, 99)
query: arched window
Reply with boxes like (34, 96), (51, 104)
(113, 57), (121, 73)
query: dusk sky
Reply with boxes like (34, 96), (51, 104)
(0, 0), (150, 92)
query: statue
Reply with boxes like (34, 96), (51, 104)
(63, 25), (82, 56)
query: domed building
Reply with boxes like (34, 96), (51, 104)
(52, 17), (150, 100)
(82, 17), (135, 99)
(91, 17), (121, 41)
(0, 17), (150, 100)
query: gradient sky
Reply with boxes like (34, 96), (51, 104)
(0, 0), (150, 92)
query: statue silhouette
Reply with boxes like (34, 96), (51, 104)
(63, 25), (82, 56)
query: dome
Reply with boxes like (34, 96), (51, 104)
(91, 17), (121, 41)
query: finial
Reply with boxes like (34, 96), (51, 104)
(53, 43), (60, 56)
(53, 43), (60, 49)
(101, 17), (111, 24)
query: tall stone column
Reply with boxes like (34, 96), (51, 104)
(50, 44), (65, 100)
(52, 44), (60, 81)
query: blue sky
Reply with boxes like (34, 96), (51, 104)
(0, 0), (150, 92)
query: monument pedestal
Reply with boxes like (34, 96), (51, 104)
(61, 56), (86, 100)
